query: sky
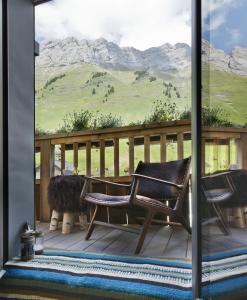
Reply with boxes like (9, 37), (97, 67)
(35, 0), (247, 52)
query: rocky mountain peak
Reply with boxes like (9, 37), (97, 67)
(36, 37), (247, 77)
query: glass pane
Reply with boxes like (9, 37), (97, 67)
(202, 1), (247, 298)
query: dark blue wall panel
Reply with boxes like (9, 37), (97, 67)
(7, 0), (34, 259)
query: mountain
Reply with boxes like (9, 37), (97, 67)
(36, 37), (247, 77)
(36, 37), (191, 77)
(202, 40), (247, 76)
(35, 37), (247, 131)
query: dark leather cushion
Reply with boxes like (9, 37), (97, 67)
(204, 188), (233, 203)
(85, 193), (130, 206)
(134, 157), (191, 200)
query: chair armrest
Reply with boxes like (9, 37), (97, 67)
(131, 173), (183, 189)
(202, 171), (232, 179)
(201, 171), (235, 194)
(83, 176), (131, 188)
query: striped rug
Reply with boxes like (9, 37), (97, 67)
(0, 249), (247, 299)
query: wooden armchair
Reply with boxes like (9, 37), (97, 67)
(80, 157), (191, 254)
(201, 171), (234, 235)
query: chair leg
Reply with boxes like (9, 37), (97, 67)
(49, 210), (61, 231)
(62, 212), (74, 234)
(135, 210), (154, 255)
(85, 205), (98, 240)
(213, 203), (230, 235)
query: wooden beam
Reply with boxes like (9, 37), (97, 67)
(114, 138), (119, 177)
(144, 136), (150, 162)
(86, 141), (91, 176)
(129, 137), (134, 174)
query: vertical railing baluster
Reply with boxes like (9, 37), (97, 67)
(177, 133), (184, 160)
(226, 139), (230, 169)
(86, 141), (91, 176)
(60, 143), (65, 174)
(144, 135), (150, 162)
(129, 137), (134, 174)
(201, 138), (206, 175)
(213, 139), (219, 171)
(100, 139), (105, 177)
(114, 138), (119, 177)
(73, 142), (78, 172)
(160, 134), (167, 162)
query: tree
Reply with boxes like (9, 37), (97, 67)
(109, 86), (115, 94)
(92, 88), (96, 95)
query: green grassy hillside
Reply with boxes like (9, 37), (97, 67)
(35, 63), (191, 131)
(202, 66), (247, 125)
(36, 63), (247, 131)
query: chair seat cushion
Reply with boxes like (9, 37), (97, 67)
(204, 189), (233, 203)
(85, 193), (130, 206)
(134, 195), (173, 210)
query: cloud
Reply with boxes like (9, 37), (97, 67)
(228, 28), (241, 42)
(35, 0), (241, 49)
(35, 0), (191, 50)
(202, 0), (237, 31)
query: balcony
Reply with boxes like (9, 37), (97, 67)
(35, 120), (247, 257)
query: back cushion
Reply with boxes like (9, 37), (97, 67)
(134, 157), (191, 200)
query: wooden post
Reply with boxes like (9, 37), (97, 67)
(201, 138), (206, 175)
(129, 137), (134, 174)
(86, 141), (91, 176)
(177, 133), (184, 160)
(73, 142), (78, 171)
(160, 134), (167, 162)
(213, 140), (219, 171)
(237, 133), (247, 170)
(40, 140), (54, 222)
(60, 143), (65, 173)
(144, 135), (150, 163)
(225, 139), (230, 169)
(114, 138), (119, 177)
(100, 139), (105, 177)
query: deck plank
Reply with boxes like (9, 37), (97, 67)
(37, 222), (247, 259)
(163, 226), (189, 258)
(66, 226), (113, 251)
(141, 226), (173, 257)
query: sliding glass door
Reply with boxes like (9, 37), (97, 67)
(201, 1), (247, 298)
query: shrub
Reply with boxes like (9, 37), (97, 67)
(35, 126), (48, 136)
(144, 99), (179, 124)
(92, 88), (96, 95)
(179, 105), (237, 127)
(57, 110), (93, 133)
(94, 113), (123, 129)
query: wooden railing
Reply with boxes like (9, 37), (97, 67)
(35, 120), (247, 221)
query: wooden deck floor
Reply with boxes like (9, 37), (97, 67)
(37, 222), (191, 259)
(37, 222), (247, 259)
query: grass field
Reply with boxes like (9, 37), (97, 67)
(35, 63), (191, 131)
